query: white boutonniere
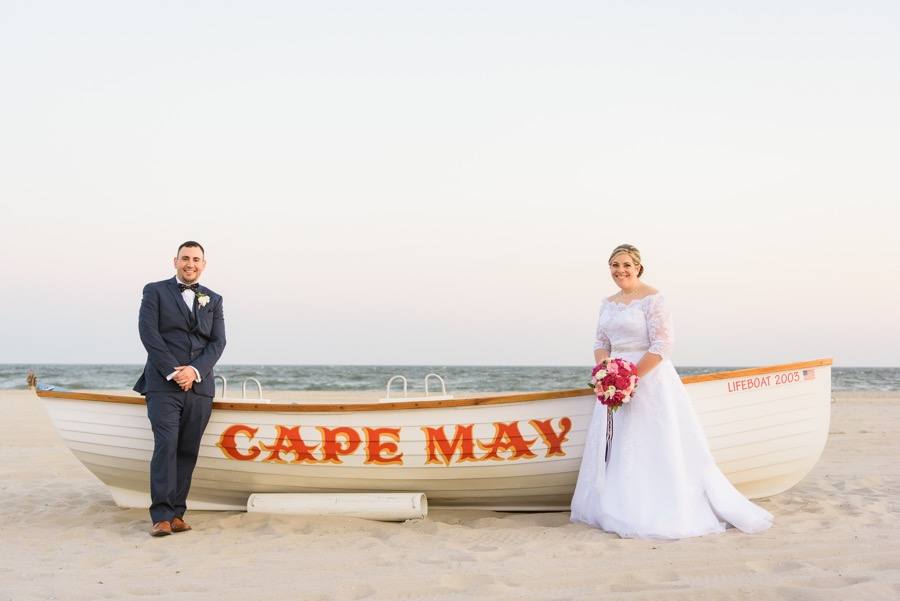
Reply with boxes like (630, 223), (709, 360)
(196, 293), (210, 307)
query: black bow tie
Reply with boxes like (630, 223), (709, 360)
(178, 283), (199, 293)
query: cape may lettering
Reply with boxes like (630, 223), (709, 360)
(216, 417), (572, 466)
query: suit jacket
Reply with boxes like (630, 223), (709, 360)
(134, 277), (226, 398)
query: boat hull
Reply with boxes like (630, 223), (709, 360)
(38, 359), (832, 511)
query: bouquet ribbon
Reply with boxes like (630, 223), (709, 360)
(605, 408), (614, 463)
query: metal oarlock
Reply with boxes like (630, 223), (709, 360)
(214, 375), (228, 399)
(214, 375), (270, 403)
(383, 375), (409, 402)
(380, 374), (454, 402)
(242, 377), (263, 400)
(424, 373), (447, 397)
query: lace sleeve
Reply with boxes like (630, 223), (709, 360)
(593, 301), (612, 353)
(644, 294), (674, 359)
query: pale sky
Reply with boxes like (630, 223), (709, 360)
(1, 1), (898, 367)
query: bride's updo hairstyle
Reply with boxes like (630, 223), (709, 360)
(608, 243), (644, 277)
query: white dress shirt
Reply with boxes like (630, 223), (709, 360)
(179, 283), (197, 312)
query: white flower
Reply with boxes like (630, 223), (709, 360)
(197, 293), (210, 307)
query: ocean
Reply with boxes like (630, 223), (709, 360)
(1, 364), (897, 393)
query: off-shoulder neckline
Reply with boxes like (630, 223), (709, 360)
(604, 292), (661, 308)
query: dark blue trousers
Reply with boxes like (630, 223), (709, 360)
(145, 391), (213, 523)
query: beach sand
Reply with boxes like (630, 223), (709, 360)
(2, 390), (898, 601)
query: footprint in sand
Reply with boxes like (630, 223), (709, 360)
(794, 575), (870, 589)
(404, 519), (439, 535)
(746, 560), (806, 573)
(438, 572), (496, 590)
(332, 582), (375, 599)
(469, 544), (498, 552)
(418, 549), (477, 564)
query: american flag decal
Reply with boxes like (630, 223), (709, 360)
(803, 369), (815, 380)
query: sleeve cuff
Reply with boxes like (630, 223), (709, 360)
(166, 368), (202, 382)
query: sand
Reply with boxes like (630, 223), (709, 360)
(2, 390), (899, 601)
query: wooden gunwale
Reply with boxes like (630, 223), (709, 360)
(679, 358), (831, 384)
(35, 358), (832, 413)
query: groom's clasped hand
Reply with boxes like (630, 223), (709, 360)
(171, 366), (198, 391)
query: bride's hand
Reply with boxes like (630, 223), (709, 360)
(635, 353), (663, 378)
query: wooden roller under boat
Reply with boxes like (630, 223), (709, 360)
(35, 358), (832, 511)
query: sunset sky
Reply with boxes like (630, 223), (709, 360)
(1, 1), (897, 367)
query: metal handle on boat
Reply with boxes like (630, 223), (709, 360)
(385, 375), (408, 400)
(215, 375), (228, 399)
(424, 373), (447, 397)
(242, 377), (263, 400)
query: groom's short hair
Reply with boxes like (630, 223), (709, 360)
(177, 240), (205, 256)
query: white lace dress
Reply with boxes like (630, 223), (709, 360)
(570, 293), (774, 539)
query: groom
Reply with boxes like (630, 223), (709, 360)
(134, 241), (226, 537)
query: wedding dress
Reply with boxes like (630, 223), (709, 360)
(570, 293), (774, 539)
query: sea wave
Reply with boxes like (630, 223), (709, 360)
(1, 364), (897, 392)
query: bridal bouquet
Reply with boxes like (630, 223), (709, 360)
(590, 358), (639, 411)
(590, 358), (639, 463)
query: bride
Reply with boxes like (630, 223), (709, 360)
(570, 243), (774, 539)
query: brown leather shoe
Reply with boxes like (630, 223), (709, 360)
(171, 517), (192, 533)
(150, 521), (172, 537)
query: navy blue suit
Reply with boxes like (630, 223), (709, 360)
(134, 276), (226, 523)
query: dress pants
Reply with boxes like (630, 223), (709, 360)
(145, 390), (213, 523)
